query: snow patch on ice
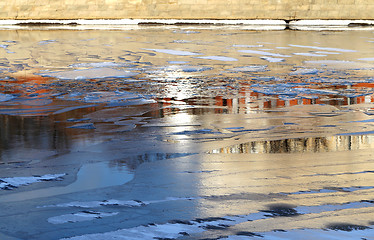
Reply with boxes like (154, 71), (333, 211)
(61, 212), (268, 240)
(260, 56), (285, 62)
(196, 56), (238, 61)
(40, 67), (139, 80)
(59, 197), (374, 240)
(48, 211), (119, 224)
(42, 197), (198, 209)
(143, 48), (201, 56)
(0, 174), (66, 190)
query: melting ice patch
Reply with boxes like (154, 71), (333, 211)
(0, 174), (65, 190)
(61, 213), (267, 240)
(238, 49), (292, 58)
(0, 93), (15, 102)
(143, 48), (201, 56)
(40, 67), (139, 80)
(59, 198), (374, 240)
(289, 44), (357, 53)
(48, 211), (119, 224)
(196, 56), (238, 61)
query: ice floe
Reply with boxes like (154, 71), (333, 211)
(48, 211), (119, 224)
(0, 174), (65, 190)
(196, 56), (238, 61)
(143, 48), (201, 56)
(238, 49), (292, 58)
(40, 67), (139, 80)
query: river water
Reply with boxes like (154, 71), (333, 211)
(1, 26), (374, 239)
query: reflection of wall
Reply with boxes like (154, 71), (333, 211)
(210, 135), (374, 154)
(1, 0), (374, 20)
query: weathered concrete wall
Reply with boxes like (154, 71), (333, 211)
(1, 0), (373, 20)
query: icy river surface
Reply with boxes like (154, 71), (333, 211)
(1, 26), (374, 239)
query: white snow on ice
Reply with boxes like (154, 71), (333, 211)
(42, 197), (198, 209)
(48, 211), (119, 224)
(0, 174), (66, 190)
(58, 197), (374, 239)
(260, 56), (285, 62)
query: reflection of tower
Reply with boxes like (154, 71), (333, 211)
(211, 135), (374, 154)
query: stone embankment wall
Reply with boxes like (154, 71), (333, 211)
(1, 0), (373, 20)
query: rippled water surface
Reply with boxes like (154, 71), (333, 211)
(1, 26), (374, 239)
